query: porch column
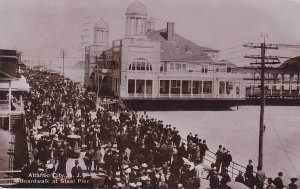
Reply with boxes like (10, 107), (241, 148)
(134, 18), (138, 34)
(8, 81), (11, 131)
(129, 18), (132, 35)
(144, 80), (146, 97)
(126, 17), (129, 35)
(217, 80), (219, 98)
(270, 85), (273, 95)
(169, 80), (171, 98)
(239, 82), (242, 98)
(20, 95), (23, 107)
(190, 80), (193, 97)
(224, 81), (227, 98)
(180, 80), (182, 98)
(201, 81), (204, 98)
(134, 79), (137, 97)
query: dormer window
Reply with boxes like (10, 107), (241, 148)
(184, 45), (192, 54)
(185, 49), (193, 54)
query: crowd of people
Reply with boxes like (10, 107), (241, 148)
(18, 69), (298, 189)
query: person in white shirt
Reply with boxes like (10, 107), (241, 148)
(194, 159), (204, 187)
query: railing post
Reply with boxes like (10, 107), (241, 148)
(232, 162), (234, 178)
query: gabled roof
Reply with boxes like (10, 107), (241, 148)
(146, 29), (219, 62)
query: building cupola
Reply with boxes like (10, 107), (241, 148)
(125, 0), (147, 38)
(94, 17), (109, 45)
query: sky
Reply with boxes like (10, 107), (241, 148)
(1, 0), (300, 68)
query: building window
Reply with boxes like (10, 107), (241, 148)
(136, 62), (141, 70)
(128, 79), (135, 93)
(170, 63), (175, 71)
(175, 63), (181, 71)
(171, 80), (180, 88)
(203, 81), (212, 93)
(128, 57), (152, 72)
(202, 64), (208, 73)
(182, 64), (187, 71)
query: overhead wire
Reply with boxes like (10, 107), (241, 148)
(266, 112), (300, 175)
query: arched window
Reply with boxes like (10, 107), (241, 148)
(129, 57), (152, 71)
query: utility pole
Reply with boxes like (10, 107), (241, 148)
(60, 49), (67, 81)
(49, 59), (52, 72)
(244, 35), (280, 169)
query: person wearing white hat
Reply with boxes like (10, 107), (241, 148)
(129, 182), (137, 188)
(129, 166), (139, 183)
(141, 163), (148, 169)
(116, 182), (124, 188)
(125, 165), (130, 170)
(45, 160), (54, 173)
(121, 167), (131, 186)
(141, 176), (152, 189)
(125, 168), (132, 174)
(136, 181), (142, 188)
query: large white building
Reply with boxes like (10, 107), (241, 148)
(90, 0), (246, 109)
(84, 18), (110, 86)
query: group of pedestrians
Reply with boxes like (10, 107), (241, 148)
(19, 69), (298, 189)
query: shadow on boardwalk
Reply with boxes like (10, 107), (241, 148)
(12, 125), (29, 172)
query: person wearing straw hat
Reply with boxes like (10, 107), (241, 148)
(122, 168), (131, 186)
(116, 182), (125, 188)
(129, 166), (139, 183)
(45, 160), (54, 174)
(288, 178), (298, 189)
(129, 182), (137, 189)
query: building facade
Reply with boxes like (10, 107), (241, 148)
(84, 18), (110, 86)
(91, 0), (246, 109)
(0, 49), (29, 130)
(235, 60), (300, 100)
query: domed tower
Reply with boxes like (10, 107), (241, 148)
(94, 17), (109, 45)
(125, 0), (147, 38)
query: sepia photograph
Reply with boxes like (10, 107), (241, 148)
(0, 0), (300, 188)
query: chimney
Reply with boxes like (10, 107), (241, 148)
(167, 22), (174, 41)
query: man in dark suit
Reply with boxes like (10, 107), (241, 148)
(71, 160), (83, 185)
(273, 172), (284, 189)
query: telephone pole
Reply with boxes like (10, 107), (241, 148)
(244, 35), (280, 169)
(60, 49), (67, 81)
